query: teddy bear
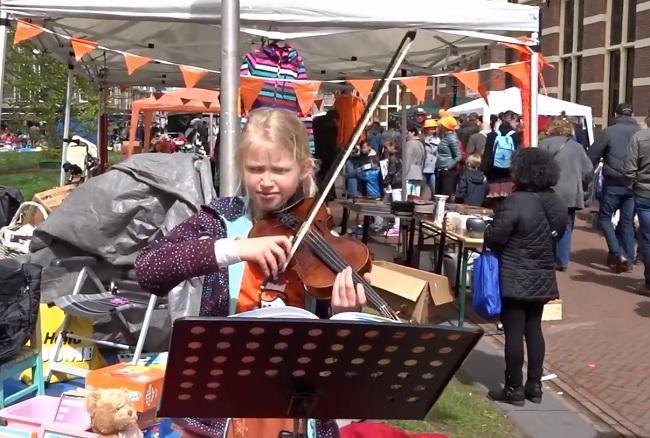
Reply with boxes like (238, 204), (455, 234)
(85, 388), (144, 438)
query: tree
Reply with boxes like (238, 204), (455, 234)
(5, 33), (99, 146)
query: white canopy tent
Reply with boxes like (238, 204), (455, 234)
(0, 0), (540, 193)
(1, 0), (540, 86)
(447, 87), (594, 143)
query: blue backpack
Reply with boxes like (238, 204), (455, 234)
(472, 250), (502, 318)
(492, 130), (515, 169)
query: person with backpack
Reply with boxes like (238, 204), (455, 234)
(588, 103), (640, 273)
(485, 148), (567, 407)
(481, 111), (521, 206)
(435, 116), (461, 197)
(539, 118), (593, 271)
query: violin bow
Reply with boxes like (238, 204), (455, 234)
(283, 30), (418, 268)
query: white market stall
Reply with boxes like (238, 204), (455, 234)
(448, 87), (595, 144)
(0, 0), (541, 193)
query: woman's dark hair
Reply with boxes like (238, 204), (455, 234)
(510, 148), (559, 191)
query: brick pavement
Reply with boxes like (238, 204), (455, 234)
(543, 218), (650, 437)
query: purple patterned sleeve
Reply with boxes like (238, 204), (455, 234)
(135, 209), (223, 296)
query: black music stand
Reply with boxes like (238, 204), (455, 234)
(158, 317), (483, 437)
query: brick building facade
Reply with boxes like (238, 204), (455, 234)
(536, 0), (649, 130)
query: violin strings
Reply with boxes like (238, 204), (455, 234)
(304, 230), (398, 320)
(280, 213), (398, 320)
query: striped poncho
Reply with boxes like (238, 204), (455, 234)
(240, 42), (308, 114)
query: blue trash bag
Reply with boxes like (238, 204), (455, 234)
(472, 250), (502, 318)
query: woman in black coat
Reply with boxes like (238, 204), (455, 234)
(484, 148), (568, 406)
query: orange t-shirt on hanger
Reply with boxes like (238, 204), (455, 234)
(334, 94), (365, 148)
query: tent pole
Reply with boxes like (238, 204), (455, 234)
(0, 11), (9, 128)
(59, 68), (73, 186)
(530, 51), (539, 148)
(219, 0), (240, 196)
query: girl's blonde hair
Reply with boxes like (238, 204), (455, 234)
(237, 108), (318, 197)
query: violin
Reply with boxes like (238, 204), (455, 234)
(249, 31), (417, 322)
(249, 197), (399, 320)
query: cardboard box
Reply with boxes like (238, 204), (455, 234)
(368, 261), (454, 323)
(542, 299), (563, 321)
(85, 363), (165, 412)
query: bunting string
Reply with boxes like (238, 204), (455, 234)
(7, 16), (541, 89)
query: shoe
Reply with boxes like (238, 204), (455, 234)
(615, 256), (633, 273)
(487, 385), (525, 406)
(524, 381), (543, 404)
(555, 264), (567, 272)
(606, 253), (618, 269)
(384, 227), (400, 237)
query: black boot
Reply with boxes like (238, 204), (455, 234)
(487, 385), (525, 406)
(525, 381), (543, 404)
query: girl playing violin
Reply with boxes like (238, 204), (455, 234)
(135, 108), (367, 437)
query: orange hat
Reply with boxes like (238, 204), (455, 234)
(438, 109), (448, 118)
(439, 116), (458, 130)
(423, 118), (438, 129)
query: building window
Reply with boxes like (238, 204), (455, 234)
(560, 0), (583, 102)
(610, 0), (625, 45)
(606, 0), (636, 119)
(563, 0), (575, 54)
(627, 0), (637, 41)
(562, 58), (572, 100)
(576, 0), (585, 51)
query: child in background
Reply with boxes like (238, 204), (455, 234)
(455, 153), (489, 206)
(383, 139), (403, 237)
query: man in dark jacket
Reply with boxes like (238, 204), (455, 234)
(588, 103), (640, 272)
(623, 113), (650, 289)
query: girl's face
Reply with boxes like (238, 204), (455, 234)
(243, 139), (310, 213)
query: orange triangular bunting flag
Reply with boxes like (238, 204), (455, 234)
(240, 76), (266, 113)
(14, 20), (44, 45)
(348, 79), (376, 102)
(294, 81), (321, 116)
(179, 65), (209, 88)
(399, 76), (428, 104)
(70, 37), (97, 61)
(500, 62), (530, 88)
(453, 70), (492, 103)
(313, 99), (323, 111)
(124, 53), (151, 75)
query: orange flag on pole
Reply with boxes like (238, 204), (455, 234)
(123, 53), (152, 75)
(294, 81), (321, 116)
(348, 79), (376, 102)
(239, 76), (266, 113)
(452, 70), (491, 103)
(14, 20), (44, 45)
(179, 65), (209, 88)
(70, 37), (97, 61)
(399, 76), (428, 103)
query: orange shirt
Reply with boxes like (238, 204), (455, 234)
(231, 263), (306, 438)
(334, 94), (365, 148)
(236, 262), (305, 313)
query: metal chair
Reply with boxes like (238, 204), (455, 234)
(45, 256), (164, 382)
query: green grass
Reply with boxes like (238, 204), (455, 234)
(390, 378), (520, 437)
(0, 151), (122, 200)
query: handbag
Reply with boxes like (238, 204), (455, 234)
(471, 249), (502, 318)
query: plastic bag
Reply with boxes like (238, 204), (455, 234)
(471, 250), (502, 318)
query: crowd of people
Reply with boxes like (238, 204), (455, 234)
(0, 121), (48, 150)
